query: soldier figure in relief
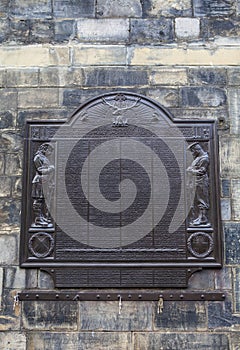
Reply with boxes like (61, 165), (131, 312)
(187, 142), (210, 226)
(31, 143), (54, 227)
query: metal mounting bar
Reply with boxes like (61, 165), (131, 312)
(18, 291), (226, 302)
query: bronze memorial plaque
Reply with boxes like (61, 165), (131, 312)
(20, 92), (222, 288)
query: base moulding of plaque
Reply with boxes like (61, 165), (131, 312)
(17, 290), (226, 302)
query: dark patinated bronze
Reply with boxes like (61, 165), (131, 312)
(20, 92), (223, 288)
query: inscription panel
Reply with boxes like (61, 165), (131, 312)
(20, 92), (222, 288)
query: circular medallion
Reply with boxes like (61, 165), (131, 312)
(29, 232), (54, 258)
(187, 232), (214, 258)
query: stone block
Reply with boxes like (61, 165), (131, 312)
(28, 332), (131, 350)
(84, 68), (148, 87)
(17, 109), (68, 129)
(193, 0), (235, 17)
(54, 20), (75, 42)
(142, 0), (192, 17)
(62, 89), (82, 107)
(80, 301), (152, 331)
(0, 177), (11, 197)
(0, 332), (26, 350)
(154, 301), (206, 330)
(22, 301), (78, 330)
(38, 270), (54, 289)
(224, 223), (240, 264)
(6, 69), (39, 87)
(181, 87), (226, 107)
(0, 90), (17, 111)
(146, 88), (179, 108)
(5, 154), (22, 175)
(10, 0), (52, 19)
(129, 47), (240, 66)
(18, 88), (59, 108)
(188, 269), (215, 290)
(150, 68), (187, 86)
(4, 267), (26, 289)
(73, 45), (126, 65)
(0, 235), (17, 265)
(11, 177), (22, 198)
(0, 69), (6, 87)
(97, 0), (142, 18)
(134, 333), (229, 350)
(0, 18), (9, 43)
(0, 199), (21, 227)
(53, 0), (95, 18)
(202, 18), (240, 40)
(77, 19), (129, 42)
(39, 67), (83, 87)
(220, 137), (240, 178)
(222, 179), (230, 197)
(9, 19), (30, 44)
(215, 267), (232, 290)
(1, 289), (21, 330)
(0, 267), (3, 306)
(232, 180), (240, 220)
(231, 333), (240, 350)
(188, 68), (227, 86)
(0, 112), (14, 129)
(26, 269), (38, 289)
(221, 198), (231, 221)
(228, 68), (240, 86)
(234, 268), (240, 313)
(0, 132), (23, 153)
(130, 19), (173, 44)
(30, 20), (54, 44)
(228, 88), (240, 134)
(0, 154), (4, 175)
(0, 46), (69, 67)
(0, 0), (8, 18)
(175, 18), (200, 39)
(208, 300), (240, 329)
(170, 107), (226, 121)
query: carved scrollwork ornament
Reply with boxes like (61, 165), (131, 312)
(187, 232), (214, 258)
(28, 232), (54, 258)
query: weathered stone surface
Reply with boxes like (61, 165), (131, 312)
(170, 107), (226, 121)
(134, 332), (229, 350)
(0, 90), (17, 111)
(0, 69), (6, 87)
(6, 69), (39, 87)
(30, 20), (54, 44)
(0, 235), (17, 265)
(0, 199), (21, 227)
(147, 88), (179, 107)
(73, 45), (127, 65)
(228, 88), (240, 134)
(4, 267), (26, 289)
(84, 68), (148, 87)
(0, 154), (4, 175)
(221, 179), (230, 197)
(25, 269), (38, 289)
(18, 88), (59, 108)
(234, 268), (240, 313)
(225, 223), (240, 264)
(188, 68), (227, 86)
(181, 87), (226, 107)
(0, 177), (11, 197)
(62, 89), (82, 107)
(54, 20), (75, 42)
(129, 47), (240, 66)
(232, 180), (240, 220)
(77, 19), (129, 42)
(215, 267), (232, 290)
(12, 176), (22, 198)
(220, 137), (240, 178)
(231, 332), (240, 350)
(0, 0), (8, 18)
(97, 0), (142, 18)
(39, 67), (83, 87)
(8, 19), (30, 44)
(0, 112), (14, 129)
(1, 289), (22, 330)
(221, 198), (231, 221)
(80, 301), (152, 331)
(5, 154), (22, 175)
(10, 0), (52, 19)
(193, 0), (235, 17)
(0, 19), (9, 43)
(38, 270), (54, 289)
(228, 68), (240, 86)
(208, 300), (240, 328)
(53, 0), (95, 18)
(202, 18), (240, 40)
(150, 68), (187, 86)
(142, 0), (192, 17)
(28, 332), (131, 350)
(130, 19), (173, 44)
(22, 301), (78, 330)
(0, 46), (69, 67)
(0, 332), (26, 350)
(175, 18), (200, 39)
(188, 269), (215, 290)
(17, 109), (68, 129)
(0, 267), (3, 306)
(0, 132), (23, 152)
(154, 301), (206, 330)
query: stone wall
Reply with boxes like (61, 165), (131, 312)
(0, 0), (240, 349)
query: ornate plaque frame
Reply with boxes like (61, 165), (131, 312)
(20, 92), (223, 288)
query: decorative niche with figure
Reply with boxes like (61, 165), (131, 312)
(20, 92), (223, 288)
